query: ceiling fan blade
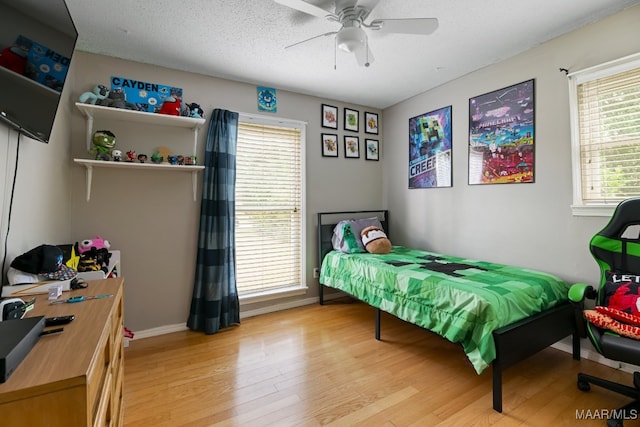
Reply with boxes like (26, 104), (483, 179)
(370, 18), (439, 35)
(285, 31), (337, 49)
(275, 0), (337, 19)
(353, 43), (374, 67)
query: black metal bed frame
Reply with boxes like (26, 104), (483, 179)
(316, 210), (580, 412)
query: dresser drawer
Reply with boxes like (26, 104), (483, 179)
(94, 370), (113, 427)
(88, 323), (112, 421)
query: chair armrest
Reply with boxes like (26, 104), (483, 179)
(569, 282), (597, 339)
(569, 283), (597, 305)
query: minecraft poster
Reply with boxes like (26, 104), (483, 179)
(409, 106), (452, 189)
(468, 79), (535, 184)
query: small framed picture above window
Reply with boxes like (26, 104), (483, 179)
(321, 104), (338, 129)
(321, 133), (338, 157)
(344, 108), (359, 132)
(344, 136), (360, 158)
(365, 139), (379, 161)
(365, 112), (379, 134)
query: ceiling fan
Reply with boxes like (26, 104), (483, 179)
(275, 0), (439, 67)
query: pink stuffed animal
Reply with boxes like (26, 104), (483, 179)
(78, 236), (111, 255)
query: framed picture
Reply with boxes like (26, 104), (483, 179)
(365, 139), (379, 161)
(344, 108), (359, 132)
(344, 136), (360, 158)
(321, 104), (338, 129)
(257, 86), (277, 112)
(365, 112), (379, 134)
(321, 133), (338, 157)
(409, 105), (453, 189)
(468, 79), (535, 185)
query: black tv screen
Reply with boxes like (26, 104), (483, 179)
(0, 0), (77, 143)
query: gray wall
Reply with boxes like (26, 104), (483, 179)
(0, 65), (75, 283)
(382, 5), (640, 287)
(66, 52), (382, 332)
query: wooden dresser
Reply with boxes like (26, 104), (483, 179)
(0, 278), (124, 426)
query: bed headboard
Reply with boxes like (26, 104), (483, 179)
(316, 210), (389, 269)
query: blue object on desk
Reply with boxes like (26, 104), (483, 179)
(50, 294), (112, 305)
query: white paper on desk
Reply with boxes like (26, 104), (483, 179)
(1, 279), (72, 297)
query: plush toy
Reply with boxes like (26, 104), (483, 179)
(186, 103), (205, 119)
(361, 226), (392, 254)
(0, 45), (27, 74)
(77, 237), (111, 274)
(78, 84), (109, 105)
(90, 130), (116, 161)
(78, 236), (111, 254)
(159, 96), (181, 116)
(98, 88), (136, 110)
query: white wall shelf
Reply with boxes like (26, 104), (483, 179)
(74, 102), (206, 202)
(75, 102), (206, 153)
(74, 158), (204, 201)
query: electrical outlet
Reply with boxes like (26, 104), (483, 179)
(313, 268), (320, 278)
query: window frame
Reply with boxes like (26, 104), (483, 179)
(568, 52), (640, 217)
(235, 112), (307, 305)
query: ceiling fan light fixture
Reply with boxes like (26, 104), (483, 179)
(336, 26), (366, 53)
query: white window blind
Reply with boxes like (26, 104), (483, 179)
(235, 120), (303, 296)
(570, 54), (640, 214)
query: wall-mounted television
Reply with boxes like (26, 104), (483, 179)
(0, 0), (77, 143)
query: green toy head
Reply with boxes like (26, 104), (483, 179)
(91, 130), (116, 152)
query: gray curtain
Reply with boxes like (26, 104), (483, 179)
(187, 109), (240, 334)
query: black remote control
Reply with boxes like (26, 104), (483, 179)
(45, 315), (75, 326)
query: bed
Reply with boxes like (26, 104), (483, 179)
(317, 210), (580, 413)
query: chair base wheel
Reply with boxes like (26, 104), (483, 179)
(607, 418), (623, 427)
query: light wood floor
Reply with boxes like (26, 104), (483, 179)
(123, 298), (636, 426)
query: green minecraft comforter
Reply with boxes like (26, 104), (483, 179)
(319, 246), (570, 374)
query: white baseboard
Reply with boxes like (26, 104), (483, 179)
(126, 293), (339, 342)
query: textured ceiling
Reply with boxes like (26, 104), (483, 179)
(63, 0), (640, 109)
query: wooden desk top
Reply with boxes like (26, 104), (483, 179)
(0, 278), (123, 401)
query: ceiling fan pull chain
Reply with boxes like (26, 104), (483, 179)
(334, 37), (337, 70)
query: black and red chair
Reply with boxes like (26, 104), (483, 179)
(570, 197), (640, 427)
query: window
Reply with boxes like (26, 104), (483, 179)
(569, 53), (640, 216)
(235, 116), (306, 302)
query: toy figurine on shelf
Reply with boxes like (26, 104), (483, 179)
(158, 96), (181, 116)
(167, 155), (178, 165)
(137, 153), (148, 163)
(151, 152), (163, 164)
(90, 130), (116, 161)
(112, 149), (122, 162)
(126, 150), (137, 162)
(177, 155), (185, 165)
(78, 84), (109, 105)
(186, 102), (205, 119)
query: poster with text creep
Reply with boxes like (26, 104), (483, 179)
(409, 106), (452, 188)
(468, 79), (535, 184)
